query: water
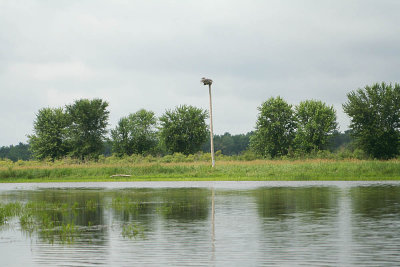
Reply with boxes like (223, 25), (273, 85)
(1, 181), (400, 266)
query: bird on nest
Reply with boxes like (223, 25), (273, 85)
(201, 77), (213, 85)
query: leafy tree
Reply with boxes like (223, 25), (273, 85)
(111, 116), (131, 156)
(111, 109), (158, 156)
(66, 98), (109, 160)
(159, 105), (208, 155)
(294, 100), (338, 153)
(250, 97), (296, 158)
(343, 82), (400, 159)
(28, 107), (70, 160)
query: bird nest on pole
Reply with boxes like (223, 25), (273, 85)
(201, 77), (213, 85)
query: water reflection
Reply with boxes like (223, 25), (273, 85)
(254, 187), (339, 219)
(157, 188), (209, 221)
(350, 186), (400, 265)
(25, 189), (107, 245)
(351, 185), (400, 218)
(252, 187), (342, 265)
(109, 188), (156, 236)
(0, 183), (400, 266)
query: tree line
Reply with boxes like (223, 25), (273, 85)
(26, 101), (211, 161)
(250, 82), (399, 159)
(1, 131), (352, 162)
(250, 97), (338, 157)
(1, 82), (399, 161)
(28, 99), (109, 160)
(0, 143), (32, 162)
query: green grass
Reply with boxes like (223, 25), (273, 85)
(0, 159), (399, 182)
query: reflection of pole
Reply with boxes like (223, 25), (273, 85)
(211, 188), (215, 261)
(209, 84), (215, 168)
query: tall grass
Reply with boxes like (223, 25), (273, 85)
(0, 148), (378, 170)
(0, 157), (399, 182)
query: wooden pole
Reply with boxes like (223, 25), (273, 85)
(209, 84), (215, 168)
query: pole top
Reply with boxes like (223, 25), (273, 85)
(201, 77), (213, 85)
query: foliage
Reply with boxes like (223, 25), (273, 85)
(1, 146), (378, 173)
(1, 130), (350, 162)
(159, 105), (208, 155)
(343, 82), (400, 159)
(28, 107), (70, 160)
(0, 143), (32, 162)
(202, 132), (252, 155)
(111, 109), (158, 156)
(111, 116), (131, 156)
(250, 97), (296, 158)
(66, 99), (109, 160)
(122, 223), (145, 239)
(329, 130), (353, 151)
(294, 100), (337, 153)
(103, 140), (113, 157)
(19, 85), (397, 161)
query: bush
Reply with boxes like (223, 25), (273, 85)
(352, 149), (368, 160)
(238, 150), (260, 161)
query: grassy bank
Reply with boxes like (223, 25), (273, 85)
(0, 159), (399, 182)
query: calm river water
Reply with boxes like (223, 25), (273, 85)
(1, 181), (400, 266)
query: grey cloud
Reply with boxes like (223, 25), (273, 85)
(1, 0), (400, 145)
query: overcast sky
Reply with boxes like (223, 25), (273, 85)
(1, 0), (400, 146)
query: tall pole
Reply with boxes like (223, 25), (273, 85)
(201, 77), (215, 168)
(208, 83), (215, 168)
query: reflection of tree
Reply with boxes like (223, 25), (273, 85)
(252, 186), (342, 265)
(21, 189), (107, 244)
(254, 187), (338, 220)
(157, 188), (210, 222)
(350, 186), (400, 265)
(28, 189), (104, 225)
(109, 189), (155, 233)
(351, 186), (400, 218)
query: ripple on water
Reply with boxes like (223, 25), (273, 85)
(0, 181), (399, 266)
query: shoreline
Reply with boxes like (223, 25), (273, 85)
(1, 159), (399, 183)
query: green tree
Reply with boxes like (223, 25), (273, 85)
(159, 105), (208, 155)
(0, 143), (32, 162)
(201, 132), (253, 155)
(28, 107), (70, 160)
(343, 82), (400, 159)
(111, 109), (158, 156)
(111, 116), (131, 156)
(250, 97), (296, 158)
(294, 100), (338, 153)
(66, 99), (109, 160)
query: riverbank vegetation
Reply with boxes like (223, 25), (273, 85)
(0, 154), (399, 182)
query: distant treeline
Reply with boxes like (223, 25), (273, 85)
(0, 143), (32, 162)
(203, 130), (353, 155)
(1, 82), (398, 162)
(1, 131), (353, 162)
